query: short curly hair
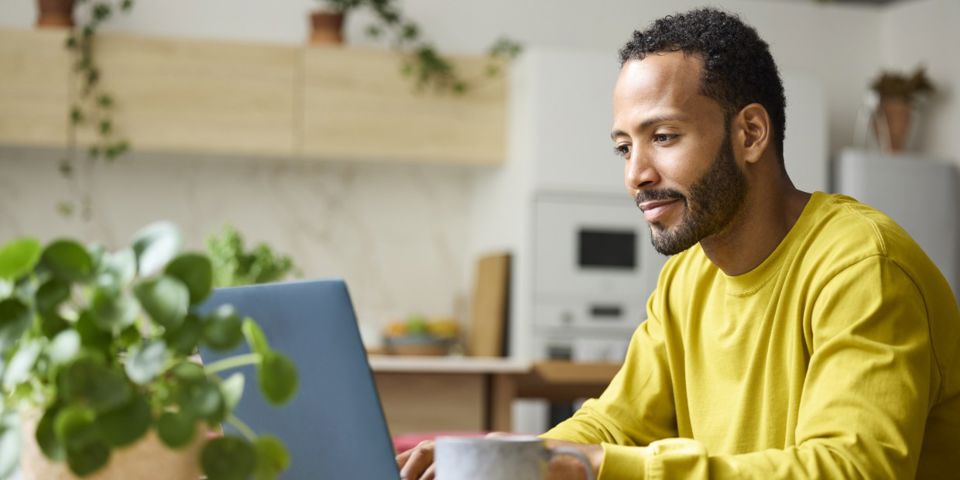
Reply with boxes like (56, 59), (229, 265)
(619, 8), (786, 163)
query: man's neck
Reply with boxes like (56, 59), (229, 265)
(700, 174), (811, 276)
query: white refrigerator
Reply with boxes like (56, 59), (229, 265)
(835, 149), (959, 297)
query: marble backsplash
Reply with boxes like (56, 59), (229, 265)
(0, 147), (476, 337)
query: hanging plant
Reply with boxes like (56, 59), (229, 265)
(60, 0), (134, 179)
(312, 0), (522, 94)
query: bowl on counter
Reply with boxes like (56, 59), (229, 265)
(383, 334), (453, 356)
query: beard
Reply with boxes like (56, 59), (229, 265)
(636, 128), (748, 256)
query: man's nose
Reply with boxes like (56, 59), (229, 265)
(624, 149), (659, 194)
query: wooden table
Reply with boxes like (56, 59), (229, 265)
(368, 356), (620, 434)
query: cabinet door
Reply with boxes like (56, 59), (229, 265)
(0, 30), (71, 147)
(88, 34), (297, 156)
(301, 47), (505, 165)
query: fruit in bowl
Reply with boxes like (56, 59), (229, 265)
(383, 315), (459, 356)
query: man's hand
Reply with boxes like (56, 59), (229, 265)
(543, 439), (603, 480)
(396, 439), (436, 480)
(395, 435), (603, 479)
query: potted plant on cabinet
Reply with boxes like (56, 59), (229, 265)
(869, 66), (936, 153)
(0, 221), (298, 480)
(308, 0), (521, 95)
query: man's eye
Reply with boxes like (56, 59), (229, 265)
(653, 133), (677, 144)
(613, 144), (630, 158)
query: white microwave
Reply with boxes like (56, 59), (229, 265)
(531, 193), (666, 331)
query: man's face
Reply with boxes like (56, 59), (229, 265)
(612, 53), (747, 255)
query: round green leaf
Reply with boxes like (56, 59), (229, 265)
(59, 357), (132, 413)
(0, 237), (41, 280)
(40, 312), (70, 339)
(65, 440), (110, 476)
(0, 279), (11, 299)
(132, 222), (182, 277)
(179, 380), (223, 421)
(3, 340), (42, 390)
(49, 330), (81, 365)
(0, 297), (31, 353)
(254, 435), (290, 480)
(0, 414), (21, 478)
(220, 372), (245, 413)
(116, 324), (142, 349)
(124, 339), (169, 385)
(97, 394), (151, 447)
(201, 436), (256, 480)
(36, 406), (65, 461)
(171, 361), (206, 384)
(41, 240), (94, 282)
(242, 318), (269, 356)
(258, 352), (298, 406)
(157, 410), (196, 448)
(36, 278), (71, 316)
(165, 253), (213, 305)
(134, 275), (189, 329)
(54, 406), (98, 449)
(90, 288), (139, 331)
(96, 248), (136, 291)
(76, 311), (111, 352)
(203, 306), (244, 351)
(164, 313), (203, 355)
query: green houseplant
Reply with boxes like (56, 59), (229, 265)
(206, 225), (296, 288)
(0, 222), (298, 479)
(61, 0), (135, 176)
(311, 0), (521, 94)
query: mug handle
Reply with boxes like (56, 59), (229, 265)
(548, 446), (597, 480)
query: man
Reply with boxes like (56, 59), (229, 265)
(398, 8), (960, 479)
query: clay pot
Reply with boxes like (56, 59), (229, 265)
(309, 11), (345, 45)
(18, 409), (208, 480)
(36, 0), (75, 28)
(874, 96), (913, 153)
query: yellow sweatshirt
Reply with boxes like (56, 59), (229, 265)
(542, 192), (960, 479)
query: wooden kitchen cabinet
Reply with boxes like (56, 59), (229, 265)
(0, 29), (71, 147)
(0, 29), (506, 165)
(90, 33), (298, 156)
(300, 47), (506, 165)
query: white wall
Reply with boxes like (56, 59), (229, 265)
(881, 0), (960, 166)
(0, 149), (474, 336)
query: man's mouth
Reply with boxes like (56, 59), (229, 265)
(638, 198), (682, 223)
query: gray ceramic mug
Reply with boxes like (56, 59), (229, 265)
(434, 435), (596, 480)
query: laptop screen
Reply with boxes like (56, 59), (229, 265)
(198, 279), (400, 479)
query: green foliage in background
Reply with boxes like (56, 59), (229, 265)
(316, 0), (522, 94)
(205, 226), (296, 288)
(61, 0), (136, 179)
(0, 222), (298, 479)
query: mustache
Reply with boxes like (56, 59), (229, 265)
(635, 189), (685, 209)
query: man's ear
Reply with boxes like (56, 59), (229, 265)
(734, 103), (771, 165)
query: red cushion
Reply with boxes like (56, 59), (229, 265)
(392, 432), (488, 453)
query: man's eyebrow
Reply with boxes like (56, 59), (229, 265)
(610, 114), (688, 140)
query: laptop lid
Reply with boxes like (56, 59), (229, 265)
(197, 279), (399, 479)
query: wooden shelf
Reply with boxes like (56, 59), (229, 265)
(0, 29), (71, 147)
(301, 47), (506, 165)
(0, 29), (507, 165)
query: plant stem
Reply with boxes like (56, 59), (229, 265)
(204, 353), (261, 375)
(226, 414), (257, 442)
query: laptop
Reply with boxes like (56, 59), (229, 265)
(197, 279), (401, 479)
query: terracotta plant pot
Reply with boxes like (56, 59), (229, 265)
(873, 96), (913, 153)
(18, 410), (208, 480)
(36, 0), (75, 28)
(309, 11), (345, 45)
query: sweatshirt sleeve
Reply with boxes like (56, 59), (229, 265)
(540, 290), (678, 447)
(595, 255), (935, 480)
